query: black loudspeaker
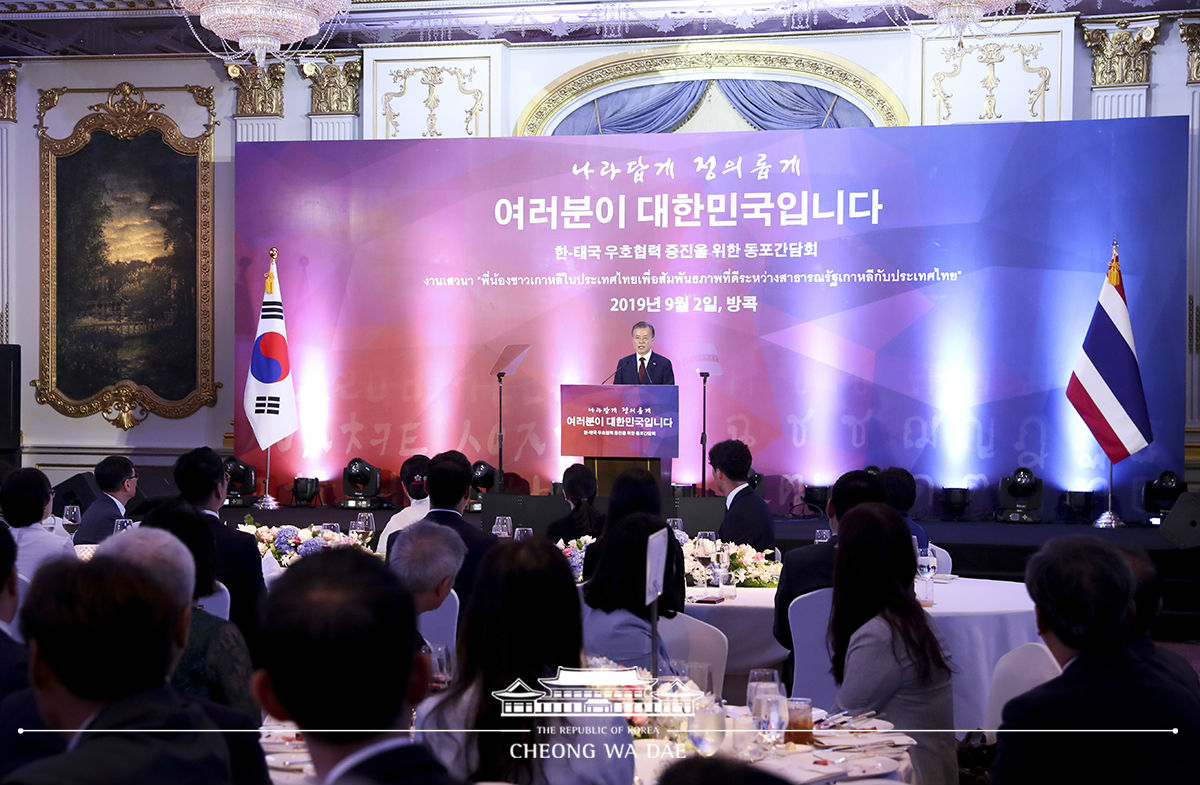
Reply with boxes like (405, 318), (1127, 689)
(0, 345), (18, 451)
(1162, 492), (1200, 549)
(52, 472), (102, 517)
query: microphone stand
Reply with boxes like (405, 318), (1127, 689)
(496, 371), (506, 494)
(699, 371), (710, 496)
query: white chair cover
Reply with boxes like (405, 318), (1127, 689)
(930, 543), (953, 576)
(984, 641), (1061, 742)
(197, 580), (232, 620)
(418, 589), (460, 669)
(787, 588), (839, 711)
(659, 611), (729, 700)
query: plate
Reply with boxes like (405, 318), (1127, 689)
(842, 756), (901, 779)
(265, 753), (312, 771)
(815, 718), (894, 735)
(934, 574), (957, 583)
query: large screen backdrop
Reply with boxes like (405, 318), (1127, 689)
(234, 118), (1187, 516)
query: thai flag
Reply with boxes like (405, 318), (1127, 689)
(1066, 245), (1153, 464)
(243, 251), (299, 451)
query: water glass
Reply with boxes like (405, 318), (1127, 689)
(814, 528), (831, 544)
(62, 505), (82, 538)
(756, 694), (789, 747)
(916, 546), (937, 607)
(786, 697), (814, 744)
(731, 714), (761, 761)
(687, 704), (726, 757)
(113, 518), (134, 534)
(748, 668), (780, 686)
(746, 681), (783, 720)
(514, 527), (534, 541)
(492, 516), (513, 538)
(718, 569), (738, 600)
(687, 661), (713, 695)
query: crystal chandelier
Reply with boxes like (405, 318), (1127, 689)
(886, 0), (1066, 43)
(174, 0), (349, 65)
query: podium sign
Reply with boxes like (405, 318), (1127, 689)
(561, 384), (679, 459)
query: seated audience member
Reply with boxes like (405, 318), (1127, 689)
(389, 520), (468, 617)
(3, 556), (232, 785)
(0, 526), (26, 702)
(582, 466), (661, 580)
(830, 502), (956, 785)
(710, 439), (775, 552)
(139, 501), (257, 718)
(878, 466), (929, 550)
(253, 548), (460, 785)
(0, 468), (75, 581)
(1120, 546), (1200, 697)
(174, 446), (265, 662)
(993, 536), (1200, 785)
(376, 455), (431, 555)
(418, 538), (632, 785)
(659, 756), (790, 785)
(545, 463), (604, 544)
(773, 470), (884, 652)
(386, 450), (496, 610)
(582, 513), (681, 675)
(73, 456), (138, 545)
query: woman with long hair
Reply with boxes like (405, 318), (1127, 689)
(581, 466), (663, 581)
(546, 463), (604, 543)
(828, 502), (956, 785)
(417, 538), (632, 785)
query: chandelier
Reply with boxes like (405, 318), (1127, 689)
(884, 0), (1069, 43)
(173, 0), (349, 65)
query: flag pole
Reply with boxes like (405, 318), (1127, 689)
(256, 445), (279, 510)
(1093, 459), (1122, 528)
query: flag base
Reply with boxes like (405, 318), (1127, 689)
(255, 493), (280, 511)
(1093, 510), (1124, 528)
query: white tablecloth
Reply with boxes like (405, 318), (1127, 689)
(683, 579), (1039, 731)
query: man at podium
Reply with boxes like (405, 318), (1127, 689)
(614, 321), (675, 385)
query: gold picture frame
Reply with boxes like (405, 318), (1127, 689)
(32, 82), (221, 429)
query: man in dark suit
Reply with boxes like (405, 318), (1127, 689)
(773, 470), (884, 652)
(613, 321), (675, 385)
(174, 446), (266, 663)
(877, 466), (929, 551)
(3, 557), (232, 785)
(386, 450), (496, 613)
(253, 548), (461, 785)
(992, 536), (1200, 785)
(709, 439), (774, 552)
(73, 456), (138, 545)
(0, 526), (26, 702)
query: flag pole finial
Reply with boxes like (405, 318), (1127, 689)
(270, 247), (278, 261)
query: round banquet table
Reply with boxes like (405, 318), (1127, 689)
(683, 578), (1039, 731)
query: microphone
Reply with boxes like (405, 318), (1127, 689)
(600, 370), (617, 385)
(699, 371), (710, 378)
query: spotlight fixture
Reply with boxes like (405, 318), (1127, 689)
(471, 460), (499, 492)
(997, 467), (1042, 523)
(1144, 471), (1185, 526)
(1061, 491), (1095, 523)
(222, 457), (258, 507)
(942, 487), (969, 521)
(747, 469), (763, 490)
(292, 477), (321, 506)
(803, 485), (830, 517)
(341, 457), (382, 509)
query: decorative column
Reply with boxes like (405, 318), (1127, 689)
(1183, 22), (1200, 435)
(227, 63), (286, 142)
(1081, 17), (1160, 119)
(0, 62), (17, 343)
(300, 55), (362, 141)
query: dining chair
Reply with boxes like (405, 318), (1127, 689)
(929, 543), (953, 576)
(787, 588), (839, 711)
(983, 641), (1061, 742)
(418, 589), (460, 670)
(659, 612), (728, 700)
(197, 580), (231, 620)
(15, 573), (29, 614)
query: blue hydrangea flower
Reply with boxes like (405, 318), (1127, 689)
(298, 537), (323, 557)
(274, 526), (300, 553)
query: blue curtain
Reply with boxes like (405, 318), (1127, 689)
(717, 79), (872, 130)
(552, 81), (708, 136)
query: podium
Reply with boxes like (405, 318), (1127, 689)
(561, 384), (678, 495)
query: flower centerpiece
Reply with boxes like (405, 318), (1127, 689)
(556, 535), (596, 583)
(238, 514), (376, 568)
(680, 538), (782, 588)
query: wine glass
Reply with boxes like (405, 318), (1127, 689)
(320, 522), (341, 546)
(748, 668), (780, 686)
(113, 518), (134, 535)
(428, 644), (452, 690)
(491, 516), (513, 538)
(695, 531), (716, 567)
(514, 527), (534, 541)
(814, 528), (831, 544)
(666, 517), (683, 531)
(62, 505), (82, 538)
(687, 704), (726, 757)
(350, 513), (375, 546)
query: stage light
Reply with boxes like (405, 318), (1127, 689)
(341, 457), (382, 509)
(996, 466), (1043, 523)
(747, 469), (763, 490)
(222, 457), (257, 507)
(942, 487), (969, 521)
(471, 460), (499, 492)
(1062, 490), (1094, 523)
(803, 485), (830, 516)
(1144, 471), (1185, 526)
(292, 477), (321, 506)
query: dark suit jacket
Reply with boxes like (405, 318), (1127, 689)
(203, 511), (266, 664)
(74, 494), (121, 545)
(718, 486), (775, 553)
(387, 510), (497, 613)
(992, 645), (1200, 785)
(0, 630), (27, 703)
(330, 741), (463, 785)
(614, 352), (674, 385)
(1, 686), (233, 785)
(772, 538), (836, 651)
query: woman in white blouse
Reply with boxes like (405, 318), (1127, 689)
(1, 468), (75, 581)
(829, 502), (957, 785)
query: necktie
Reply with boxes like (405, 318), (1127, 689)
(638, 357), (648, 384)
